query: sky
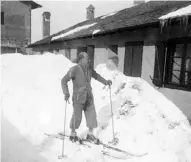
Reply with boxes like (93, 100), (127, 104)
(31, 0), (136, 43)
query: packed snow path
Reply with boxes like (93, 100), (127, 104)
(1, 53), (191, 162)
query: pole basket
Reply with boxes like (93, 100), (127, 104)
(109, 137), (119, 145)
(58, 155), (67, 159)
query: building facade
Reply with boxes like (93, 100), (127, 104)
(1, 1), (41, 54)
(28, 1), (191, 122)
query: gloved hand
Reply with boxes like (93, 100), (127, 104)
(106, 80), (112, 86)
(65, 94), (70, 101)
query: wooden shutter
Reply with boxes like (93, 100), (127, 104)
(87, 45), (95, 68)
(132, 45), (143, 77)
(124, 46), (133, 76)
(1, 12), (4, 25)
(153, 43), (166, 87)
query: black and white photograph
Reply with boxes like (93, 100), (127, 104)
(1, 0), (191, 161)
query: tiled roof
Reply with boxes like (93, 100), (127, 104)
(28, 1), (191, 47)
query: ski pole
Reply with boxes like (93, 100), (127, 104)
(109, 85), (119, 145)
(58, 100), (68, 159)
(109, 86), (115, 139)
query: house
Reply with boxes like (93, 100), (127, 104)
(1, 1), (42, 54)
(28, 1), (191, 121)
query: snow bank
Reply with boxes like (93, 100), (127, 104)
(1, 53), (75, 162)
(159, 4), (191, 20)
(1, 53), (191, 162)
(92, 29), (101, 35)
(94, 64), (191, 158)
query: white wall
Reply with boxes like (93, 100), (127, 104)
(141, 46), (155, 85)
(70, 49), (77, 61)
(94, 46), (125, 72)
(159, 88), (191, 122)
(94, 48), (108, 68)
(141, 45), (191, 121)
(59, 49), (66, 56)
(118, 46), (125, 72)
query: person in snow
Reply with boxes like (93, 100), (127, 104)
(61, 52), (112, 142)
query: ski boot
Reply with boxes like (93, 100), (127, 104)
(69, 132), (82, 143)
(86, 134), (100, 144)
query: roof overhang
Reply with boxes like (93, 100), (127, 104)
(20, 1), (42, 9)
(27, 21), (159, 48)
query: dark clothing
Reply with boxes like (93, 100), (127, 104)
(61, 64), (107, 104)
(61, 64), (107, 129)
(70, 95), (97, 129)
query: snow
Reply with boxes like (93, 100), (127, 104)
(158, 88), (191, 122)
(92, 29), (101, 35)
(1, 53), (191, 162)
(101, 11), (118, 19)
(159, 4), (191, 20)
(51, 23), (97, 41)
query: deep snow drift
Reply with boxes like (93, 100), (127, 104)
(1, 53), (191, 162)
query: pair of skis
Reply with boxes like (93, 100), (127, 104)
(44, 133), (148, 159)
(45, 133), (91, 148)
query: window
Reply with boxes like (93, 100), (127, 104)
(77, 47), (87, 56)
(108, 45), (118, 56)
(153, 39), (191, 91)
(1, 12), (4, 25)
(124, 42), (143, 77)
(165, 41), (191, 89)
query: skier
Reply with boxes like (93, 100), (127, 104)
(61, 52), (112, 142)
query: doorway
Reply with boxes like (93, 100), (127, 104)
(124, 42), (143, 77)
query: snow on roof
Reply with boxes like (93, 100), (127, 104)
(29, 1), (191, 47)
(92, 29), (101, 35)
(159, 4), (191, 20)
(51, 23), (97, 41)
(101, 11), (118, 19)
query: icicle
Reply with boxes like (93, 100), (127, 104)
(181, 15), (189, 32)
(179, 17), (183, 27)
(168, 18), (172, 26)
(160, 19), (170, 34)
(160, 20), (166, 33)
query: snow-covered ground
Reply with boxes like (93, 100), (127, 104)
(1, 53), (191, 162)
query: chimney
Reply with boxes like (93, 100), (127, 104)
(133, 0), (145, 6)
(42, 11), (51, 38)
(86, 4), (95, 20)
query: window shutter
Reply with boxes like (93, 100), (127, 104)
(1, 12), (4, 25)
(153, 43), (166, 87)
(87, 45), (95, 68)
(124, 46), (133, 76)
(132, 45), (143, 77)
